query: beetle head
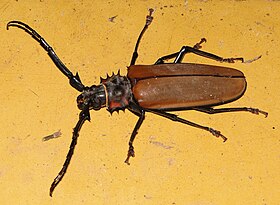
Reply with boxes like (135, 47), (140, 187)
(77, 85), (106, 111)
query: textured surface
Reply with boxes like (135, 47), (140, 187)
(0, 1), (279, 205)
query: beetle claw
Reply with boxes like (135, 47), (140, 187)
(258, 109), (268, 118)
(261, 111), (268, 118)
(222, 136), (228, 142)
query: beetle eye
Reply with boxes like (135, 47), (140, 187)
(77, 95), (86, 110)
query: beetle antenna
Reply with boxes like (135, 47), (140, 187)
(7, 21), (85, 92)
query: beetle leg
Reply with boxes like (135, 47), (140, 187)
(154, 39), (205, 64)
(49, 108), (90, 197)
(154, 39), (247, 64)
(125, 103), (146, 165)
(147, 109), (228, 142)
(193, 107), (268, 117)
(155, 38), (207, 64)
(173, 46), (245, 63)
(130, 8), (154, 66)
(7, 21), (85, 92)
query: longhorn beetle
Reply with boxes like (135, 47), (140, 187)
(7, 9), (267, 196)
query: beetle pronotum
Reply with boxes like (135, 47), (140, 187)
(7, 9), (267, 196)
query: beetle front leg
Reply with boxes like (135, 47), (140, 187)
(193, 107), (268, 117)
(147, 109), (228, 142)
(130, 9), (154, 66)
(125, 104), (145, 165)
(49, 108), (90, 197)
(7, 21), (85, 92)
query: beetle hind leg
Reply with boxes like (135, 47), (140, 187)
(194, 107), (268, 117)
(154, 39), (205, 64)
(154, 38), (248, 64)
(174, 46), (244, 64)
(147, 109), (228, 142)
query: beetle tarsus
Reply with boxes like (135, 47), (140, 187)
(124, 146), (135, 165)
(249, 108), (268, 117)
(222, 57), (244, 63)
(243, 55), (262, 64)
(146, 8), (154, 26)
(193, 38), (207, 49)
(209, 128), (227, 142)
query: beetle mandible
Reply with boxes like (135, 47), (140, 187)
(7, 9), (267, 196)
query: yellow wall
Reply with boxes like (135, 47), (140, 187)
(0, 1), (279, 204)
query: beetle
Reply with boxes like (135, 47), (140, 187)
(7, 9), (267, 196)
